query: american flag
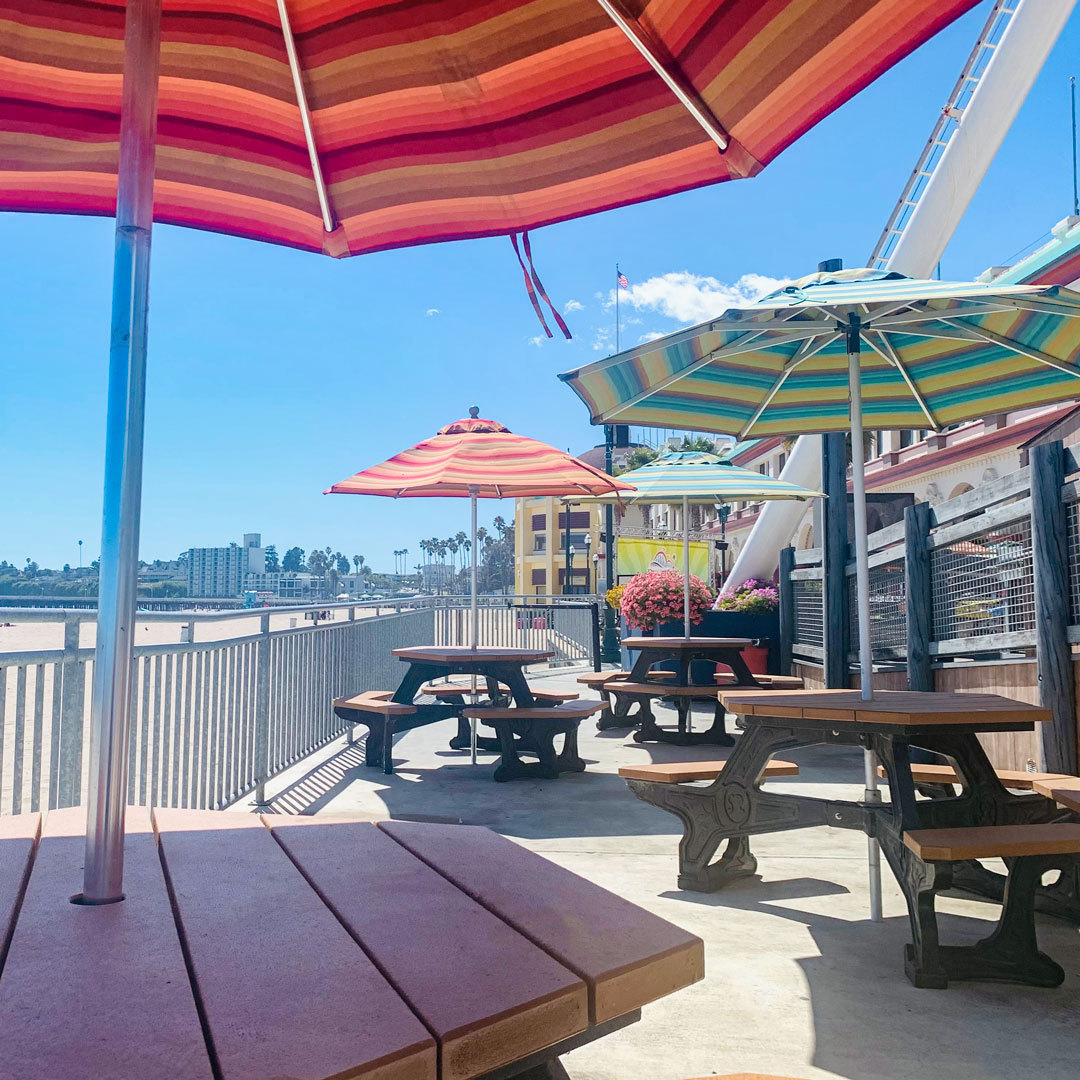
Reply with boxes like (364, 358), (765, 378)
(617, 271), (629, 289)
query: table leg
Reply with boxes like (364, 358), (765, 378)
(627, 648), (660, 682)
(556, 723), (587, 774)
(626, 721), (826, 891)
(722, 648), (763, 688)
(499, 665), (535, 708)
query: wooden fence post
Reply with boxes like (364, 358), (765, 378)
(1030, 440), (1077, 775)
(778, 546), (795, 677)
(905, 502), (933, 692)
(822, 432), (849, 688)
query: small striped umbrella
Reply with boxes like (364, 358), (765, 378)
(569, 451), (822, 635)
(326, 408), (634, 760)
(561, 267), (1080, 921)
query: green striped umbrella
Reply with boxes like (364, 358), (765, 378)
(560, 267), (1080, 693)
(561, 266), (1080, 922)
(569, 451), (822, 636)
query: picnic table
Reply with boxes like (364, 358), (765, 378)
(618, 637), (762, 745)
(624, 689), (1074, 987)
(392, 645), (554, 708)
(0, 806), (704, 1080)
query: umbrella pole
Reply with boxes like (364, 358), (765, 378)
(470, 487), (479, 764)
(848, 315), (883, 923)
(682, 494), (691, 639)
(81, 0), (162, 905)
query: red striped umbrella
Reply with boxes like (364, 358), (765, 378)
(2, 0), (978, 258)
(328, 408), (633, 761)
(326, 411), (633, 499)
(5, 0), (979, 900)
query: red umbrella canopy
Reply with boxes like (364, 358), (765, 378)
(326, 410), (634, 498)
(1, 0), (978, 257)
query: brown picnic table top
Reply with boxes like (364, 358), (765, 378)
(621, 636), (754, 650)
(392, 645), (555, 664)
(717, 688), (1051, 727)
(0, 807), (703, 1080)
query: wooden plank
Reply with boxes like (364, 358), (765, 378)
(0, 812), (38, 973)
(778, 546), (794, 676)
(462, 700), (605, 720)
(379, 821), (703, 1025)
(267, 818), (587, 1080)
(607, 683), (719, 699)
(905, 502), (933, 692)
(620, 637), (752, 649)
(1032, 775), (1080, 813)
(929, 497), (1032, 550)
(154, 808), (434, 1080)
(618, 760), (799, 784)
(928, 464), (1031, 526)
(1030, 441), (1078, 775)
(876, 763), (1066, 790)
(821, 432), (848, 689)
(0, 806), (212, 1080)
(392, 646), (553, 664)
(904, 822), (1080, 861)
(718, 689), (1051, 727)
(334, 691), (417, 715)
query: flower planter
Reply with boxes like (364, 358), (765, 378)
(621, 610), (779, 685)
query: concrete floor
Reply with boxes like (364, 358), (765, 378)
(239, 668), (1080, 1080)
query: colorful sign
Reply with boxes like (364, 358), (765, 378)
(616, 537), (710, 581)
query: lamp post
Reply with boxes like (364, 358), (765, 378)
(592, 552), (600, 594)
(563, 502), (573, 594)
(600, 425), (620, 663)
(583, 532), (592, 593)
(568, 544), (576, 594)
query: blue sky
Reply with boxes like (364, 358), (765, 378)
(3, 1), (1079, 574)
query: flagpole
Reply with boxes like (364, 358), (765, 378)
(615, 263), (620, 352)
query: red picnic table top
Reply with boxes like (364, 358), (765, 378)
(0, 807), (703, 1080)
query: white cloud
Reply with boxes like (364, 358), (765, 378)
(528, 335), (545, 348)
(563, 298), (584, 313)
(607, 271), (789, 326)
(638, 330), (667, 344)
(425, 307), (439, 317)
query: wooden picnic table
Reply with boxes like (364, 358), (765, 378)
(392, 645), (554, 710)
(623, 689), (1075, 986)
(618, 637), (761, 745)
(0, 806), (704, 1080)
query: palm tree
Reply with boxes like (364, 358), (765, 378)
(475, 527), (488, 564)
(447, 539), (459, 575)
(352, 554), (363, 575)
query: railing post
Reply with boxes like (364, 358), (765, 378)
(822, 432), (849, 688)
(589, 602), (602, 672)
(1030, 440), (1077, 774)
(778, 547), (795, 677)
(904, 501), (933, 692)
(253, 612), (272, 804)
(56, 615), (85, 808)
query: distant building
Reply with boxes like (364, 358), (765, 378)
(187, 532), (266, 598)
(242, 570), (322, 600)
(421, 563), (454, 589)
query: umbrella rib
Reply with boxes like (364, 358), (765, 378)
(861, 330), (941, 431)
(275, 0), (335, 233)
(941, 318), (1080, 378)
(736, 331), (840, 439)
(873, 303), (1019, 327)
(594, 0), (729, 151)
(596, 326), (827, 422)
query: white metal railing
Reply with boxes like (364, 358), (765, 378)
(0, 595), (600, 815)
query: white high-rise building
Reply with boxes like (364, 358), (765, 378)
(187, 533), (266, 598)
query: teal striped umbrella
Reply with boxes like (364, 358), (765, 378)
(570, 451), (822, 636)
(561, 266), (1080, 923)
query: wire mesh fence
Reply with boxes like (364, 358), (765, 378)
(792, 577), (824, 650)
(1068, 499), (1080, 625)
(931, 516), (1035, 643)
(848, 560), (907, 658)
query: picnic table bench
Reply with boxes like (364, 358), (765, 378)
(0, 806), (704, 1080)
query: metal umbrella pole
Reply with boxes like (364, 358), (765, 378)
(846, 313), (883, 922)
(82, 0), (162, 904)
(682, 494), (691, 639)
(469, 486), (479, 764)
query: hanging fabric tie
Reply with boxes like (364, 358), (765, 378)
(509, 232), (573, 340)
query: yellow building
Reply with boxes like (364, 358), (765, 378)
(514, 497), (604, 595)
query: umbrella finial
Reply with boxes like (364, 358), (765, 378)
(818, 258), (842, 272)
(469, 405), (480, 418)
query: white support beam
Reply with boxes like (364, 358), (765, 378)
(594, 0), (729, 151)
(276, 0), (335, 232)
